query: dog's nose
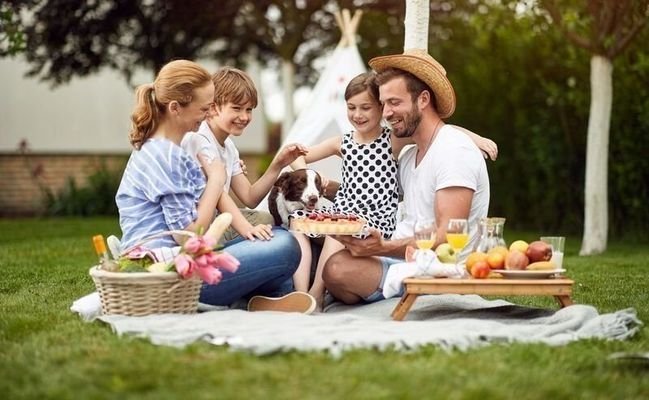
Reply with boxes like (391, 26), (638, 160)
(307, 195), (318, 204)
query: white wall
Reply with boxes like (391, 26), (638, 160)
(0, 57), (267, 154)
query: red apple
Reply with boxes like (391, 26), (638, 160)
(526, 241), (553, 263)
(505, 250), (530, 270)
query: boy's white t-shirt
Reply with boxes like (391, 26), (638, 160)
(393, 125), (490, 256)
(180, 121), (243, 192)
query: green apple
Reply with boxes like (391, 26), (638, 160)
(435, 243), (457, 263)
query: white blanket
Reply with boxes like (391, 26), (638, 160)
(88, 294), (642, 357)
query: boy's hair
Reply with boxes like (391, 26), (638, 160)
(344, 71), (380, 104)
(375, 67), (438, 111)
(212, 67), (258, 108)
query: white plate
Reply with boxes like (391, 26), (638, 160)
(492, 269), (566, 279)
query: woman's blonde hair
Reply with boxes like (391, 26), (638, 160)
(129, 60), (212, 149)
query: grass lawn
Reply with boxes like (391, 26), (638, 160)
(1, 217), (647, 399)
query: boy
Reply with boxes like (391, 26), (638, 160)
(182, 67), (307, 242)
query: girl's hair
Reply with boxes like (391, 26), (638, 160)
(212, 67), (258, 108)
(129, 60), (212, 150)
(344, 71), (380, 104)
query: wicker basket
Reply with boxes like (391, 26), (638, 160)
(89, 266), (202, 316)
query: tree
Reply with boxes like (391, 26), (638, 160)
(3, 0), (244, 86)
(539, 0), (649, 255)
(0, 2), (25, 55)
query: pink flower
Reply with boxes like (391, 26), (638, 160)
(214, 252), (239, 273)
(196, 266), (222, 285)
(174, 253), (196, 279)
(172, 234), (239, 285)
(183, 237), (202, 254)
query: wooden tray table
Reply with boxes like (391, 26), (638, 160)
(391, 277), (574, 321)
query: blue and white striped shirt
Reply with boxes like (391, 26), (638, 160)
(116, 138), (206, 249)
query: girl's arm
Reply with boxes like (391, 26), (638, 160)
(451, 125), (498, 161)
(290, 136), (342, 170)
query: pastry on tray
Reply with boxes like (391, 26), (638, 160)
(290, 212), (366, 235)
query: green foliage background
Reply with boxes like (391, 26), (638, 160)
(416, 5), (649, 239)
(6, 1), (648, 239)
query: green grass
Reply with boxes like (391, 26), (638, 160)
(1, 217), (647, 400)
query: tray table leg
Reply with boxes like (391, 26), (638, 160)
(391, 293), (418, 321)
(554, 295), (574, 308)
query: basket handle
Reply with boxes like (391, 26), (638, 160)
(120, 230), (196, 257)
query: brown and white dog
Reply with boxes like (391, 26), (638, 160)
(268, 169), (324, 227)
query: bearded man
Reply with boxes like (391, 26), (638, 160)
(322, 49), (490, 305)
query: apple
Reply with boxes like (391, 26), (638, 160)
(526, 241), (552, 263)
(435, 243), (457, 263)
(505, 250), (530, 270)
(509, 240), (529, 254)
(470, 260), (491, 279)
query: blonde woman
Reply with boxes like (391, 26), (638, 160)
(116, 60), (315, 313)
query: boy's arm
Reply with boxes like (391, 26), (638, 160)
(451, 124), (498, 161)
(217, 192), (273, 241)
(230, 143), (307, 208)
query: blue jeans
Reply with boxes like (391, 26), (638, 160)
(199, 228), (301, 306)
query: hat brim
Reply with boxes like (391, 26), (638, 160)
(369, 53), (456, 119)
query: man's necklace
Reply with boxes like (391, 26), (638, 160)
(416, 119), (443, 165)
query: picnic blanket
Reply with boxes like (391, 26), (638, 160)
(81, 294), (642, 356)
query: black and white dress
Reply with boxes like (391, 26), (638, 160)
(332, 127), (399, 238)
(291, 127), (400, 238)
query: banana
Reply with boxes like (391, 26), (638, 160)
(206, 212), (233, 243)
(526, 261), (556, 271)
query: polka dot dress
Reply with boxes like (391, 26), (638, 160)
(332, 127), (399, 238)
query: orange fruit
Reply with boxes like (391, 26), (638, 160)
(486, 252), (505, 269)
(466, 251), (488, 272)
(490, 246), (509, 258)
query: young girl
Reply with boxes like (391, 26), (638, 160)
(292, 71), (498, 309)
(115, 59), (314, 313)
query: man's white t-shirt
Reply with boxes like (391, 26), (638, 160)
(180, 121), (243, 192)
(393, 125), (490, 257)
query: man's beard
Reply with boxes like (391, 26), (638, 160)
(391, 104), (422, 138)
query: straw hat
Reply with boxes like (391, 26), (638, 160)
(369, 49), (456, 118)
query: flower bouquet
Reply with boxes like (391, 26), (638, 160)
(90, 213), (238, 316)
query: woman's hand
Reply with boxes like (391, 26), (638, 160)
(244, 224), (274, 241)
(199, 154), (226, 184)
(239, 159), (248, 176)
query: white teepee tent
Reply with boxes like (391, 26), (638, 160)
(281, 9), (366, 183)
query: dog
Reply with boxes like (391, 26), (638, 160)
(268, 169), (324, 227)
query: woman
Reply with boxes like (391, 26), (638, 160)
(115, 59), (314, 313)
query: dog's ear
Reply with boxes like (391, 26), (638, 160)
(274, 171), (291, 189)
(313, 170), (324, 194)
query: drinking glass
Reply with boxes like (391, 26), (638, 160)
(414, 219), (437, 251)
(446, 218), (469, 266)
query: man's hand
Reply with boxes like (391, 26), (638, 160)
(333, 228), (385, 257)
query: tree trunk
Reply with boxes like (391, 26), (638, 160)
(404, 0), (429, 50)
(281, 59), (295, 140)
(580, 55), (612, 255)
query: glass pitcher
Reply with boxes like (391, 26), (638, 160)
(474, 217), (507, 253)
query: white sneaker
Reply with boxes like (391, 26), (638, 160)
(247, 292), (316, 314)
